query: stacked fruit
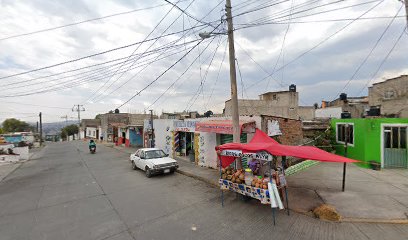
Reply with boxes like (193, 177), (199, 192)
(221, 166), (245, 184)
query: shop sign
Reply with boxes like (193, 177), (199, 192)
(221, 150), (272, 161)
(174, 120), (197, 132)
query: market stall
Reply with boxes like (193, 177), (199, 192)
(215, 129), (359, 224)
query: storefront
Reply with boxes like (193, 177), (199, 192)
(128, 125), (143, 147)
(174, 120), (198, 157)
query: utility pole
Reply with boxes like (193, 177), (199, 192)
(226, 0), (241, 168)
(39, 112), (43, 146)
(149, 109), (155, 148)
(72, 105), (85, 140)
(61, 115), (68, 126)
(36, 121), (39, 133)
(404, 0), (408, 29)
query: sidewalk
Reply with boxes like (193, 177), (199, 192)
(108, 144), (408, 223)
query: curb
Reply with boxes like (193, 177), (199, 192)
(176, 169), (219, 187)
(104, 146), (408, 225)
(340, 218), (408, 224)
(176, 169), (408, 224)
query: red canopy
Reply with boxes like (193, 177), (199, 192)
(216, 129), (358, 168)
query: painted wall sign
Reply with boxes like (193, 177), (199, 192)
(267, 120), (282, 136)
(174, 121), (197, 132)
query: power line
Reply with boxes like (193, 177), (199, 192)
(91, 0), (224, 104)
(0, 42), (200, 97)
(1, 39), (201, 91)
(334, 3), (404, 99)
(144, 36), (220, 111)
(355, 26), (407, 96)
(245, 0), (384, 90)
(116, 22), (223, 110)
(205, 40), (228, 110)
(84, 0), (188, 103)
(0, 23), (214, 81)
(0, 2), (187, 42)
(88, 0), (207, 103)
(184, 36), (224, 112)
(0, 100), (71, 109)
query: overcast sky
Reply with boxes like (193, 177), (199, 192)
(0, 0), (407, 123)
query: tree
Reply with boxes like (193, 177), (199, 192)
(0, 128), (3, 134)
(60, 124), (79, 140)
(95, 114), (102, 120)
(2, 118), (33, 133)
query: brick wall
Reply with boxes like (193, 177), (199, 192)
(261, 115), (303, 145)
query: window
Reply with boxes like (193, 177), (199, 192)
(272, 94), (277, 100)
(384, 126), (407, 149)
(336, 123), (354, 145)
(384, 90), (395, 99)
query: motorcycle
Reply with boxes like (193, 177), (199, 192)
(90, 146), (96, 154)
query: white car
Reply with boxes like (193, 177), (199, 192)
(130, 148), (179, 178)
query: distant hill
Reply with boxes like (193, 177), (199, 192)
(29, 120), (78, 135)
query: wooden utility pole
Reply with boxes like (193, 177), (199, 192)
(72, 105), (85, 140)
(404, 0), (408, 28)
(61, 115), (68, 126)
(39, 112), (43, 146)
(225, 0), (241, 168)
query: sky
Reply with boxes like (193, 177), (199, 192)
(0, 0), (407, 123)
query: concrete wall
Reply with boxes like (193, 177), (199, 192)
(86, 127), (98, 139)
(13, 146), (29, 160)
(152, 119), (176, 155)
(197, 132), (217, 168)
(224, 91), (304, 119)
(298, 106), (315, 120)
(315, 107), (342, 118)
(369, 75), (408, 117)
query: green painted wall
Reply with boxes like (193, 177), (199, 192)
(331, 118), (408, 168)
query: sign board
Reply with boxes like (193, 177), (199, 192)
(221, 150), (272, 161)
(174, 120), (197, 132)
(267, 120), (282, 136)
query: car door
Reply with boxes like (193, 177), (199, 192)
(137, 150), (146, 169)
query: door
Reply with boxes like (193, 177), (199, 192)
(383, 126), (407, 168)
(136, 150), (145, 169)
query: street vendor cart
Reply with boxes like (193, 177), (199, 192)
(215, 129), (358, 225)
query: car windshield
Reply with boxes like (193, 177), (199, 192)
(145, 150), (166, 159)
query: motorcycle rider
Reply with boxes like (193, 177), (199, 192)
(89, 139), (96, 152)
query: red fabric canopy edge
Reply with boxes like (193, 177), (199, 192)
(215, 129), (359, 168)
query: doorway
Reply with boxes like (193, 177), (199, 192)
(383, 125), (407, 168)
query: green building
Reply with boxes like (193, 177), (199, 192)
(331, 118), (408, 169)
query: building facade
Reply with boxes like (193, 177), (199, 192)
(368, 75), (408, 118)
(332, 118), (408, 169)
(224, 89), (315, 120)
(150, 115), (305, 169)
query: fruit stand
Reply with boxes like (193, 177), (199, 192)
(215, 129), (359, 225)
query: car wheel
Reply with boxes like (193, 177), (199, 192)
(145, 167), (152, 178)
(131, 161), (137, 170)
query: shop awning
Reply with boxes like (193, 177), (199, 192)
(216, 129), (358, 168)
(195, 120), (256, 134)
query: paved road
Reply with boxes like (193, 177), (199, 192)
(0, 142), (407, 240)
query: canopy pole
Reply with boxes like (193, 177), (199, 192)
(342, 125), (349, 192)
(269, 161), (276, 225)
(282, 156), (290, 216)
(218, 153), (224, 207)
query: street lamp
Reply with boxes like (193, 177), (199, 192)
(199, 0), (242, 169)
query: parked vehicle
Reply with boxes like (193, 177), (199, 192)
(130, 148), (178, 178)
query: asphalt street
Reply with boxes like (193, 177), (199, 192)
(0, 141), (407, 240)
